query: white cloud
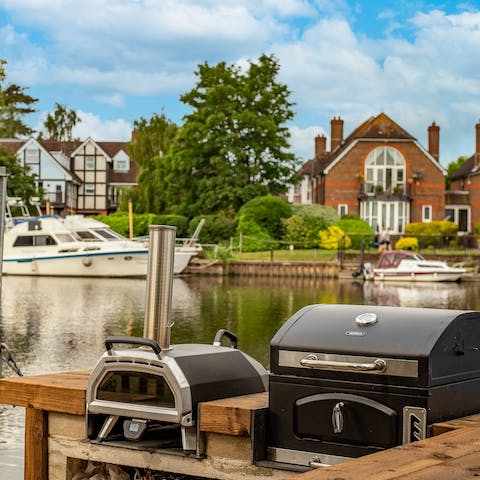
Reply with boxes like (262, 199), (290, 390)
(289, 125), (326, 162)
(72, 111), (132, 141)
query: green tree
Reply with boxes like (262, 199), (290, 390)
(0, 146), (39, 200)
(41, 102), (81, 141)
(128, 113), (179, 213)
(0, 59), (38, 137)
(446, 155), (468, 190)
(164, 54), (298, 217)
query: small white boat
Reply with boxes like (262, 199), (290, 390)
(2, 215), (195, 277)
(363, 250), (466, 282)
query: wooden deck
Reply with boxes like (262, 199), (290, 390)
(1, 371), (480, 480)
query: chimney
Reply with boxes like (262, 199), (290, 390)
(131, 129), (137, 143)
(330, 116), (344, 151)
(428, 122), (440, 161)
(475, 122), (480, 167)
(315, 134), (326, 156)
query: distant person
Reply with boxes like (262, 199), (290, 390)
(378, 227), (391, 252)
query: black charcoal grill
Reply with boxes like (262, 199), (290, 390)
(86, 226), (268, 456)
(267, 304), (480, 469)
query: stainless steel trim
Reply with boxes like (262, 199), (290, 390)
(279, 351), (418, 378)
(300, 354), (387, 373)
(267, 447), (350, 467)
(355, 312), (378, 326)
(402, 406), (427, 444)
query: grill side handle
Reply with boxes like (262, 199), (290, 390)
(105, 335), (162, 356)
(300, 354), (387, 373)
(213, 329), (238, 349)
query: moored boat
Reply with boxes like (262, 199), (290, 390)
(3, 215), (195, 277)
(363, 249), (466, 282)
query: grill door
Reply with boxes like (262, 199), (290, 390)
(295, 393), (397, 448)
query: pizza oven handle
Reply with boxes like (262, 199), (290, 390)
(105, 335), (162, 356)
(300, 354), (387, 373)
(213, 329), (238, 349)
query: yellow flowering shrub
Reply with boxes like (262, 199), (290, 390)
(318, 225), (351, 250)
(395, 237), (419, 251)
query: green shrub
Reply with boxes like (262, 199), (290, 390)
(318, 225), (351, 250)
(237, 195), (292, 240)
(404, 221), (458, 248)
(395, 237), (419, 251)
(283, 214), (327, 248)
(291, 204), (339, 225)
(335, 216), (374, 249)
(236, 214), (277, 252)
(189, 215), (237, 244)
(90, 213), (188, 237)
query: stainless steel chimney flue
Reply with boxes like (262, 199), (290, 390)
(143, 225), (176, 350)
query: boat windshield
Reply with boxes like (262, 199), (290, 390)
(94, 229), (123, 241)
(72, 230), (99, 242)
(55, 233), (77, 243)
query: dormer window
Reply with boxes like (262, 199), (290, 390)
(113, 151), (130, 172)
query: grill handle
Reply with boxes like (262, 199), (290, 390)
(300, 354), (387, 373)
(213, 329), (238, 349)
(105, 336), (162, 356)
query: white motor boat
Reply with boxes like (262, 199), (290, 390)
(2, 215), (195, 277)
(363, 250), (466, 282)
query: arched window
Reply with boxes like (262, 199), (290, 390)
(364, 146), (406, 194)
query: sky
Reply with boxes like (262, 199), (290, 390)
(0, 0), (479, 167)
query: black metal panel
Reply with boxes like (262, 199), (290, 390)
(268, 374), (427, 458)
(175, 349), (266, 412)
(295, 392), (397, 448)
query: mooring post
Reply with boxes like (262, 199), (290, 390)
(0, 166), (7, 299)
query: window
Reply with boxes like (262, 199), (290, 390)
(338, 204), (348, 217)
(25, 149), (39, 164)
(13, 235), (57, 247)
(364, 146), (406, 194)
(85, 184), (95, 195)
(422, 205), (432, 222)
(114, 158), (130, 172)
(85, 156), (95, 169)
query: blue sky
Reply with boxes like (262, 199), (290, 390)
(0, 0), (479, 166)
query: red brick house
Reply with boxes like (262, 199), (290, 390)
(289, 113), (446, 234)
(447, 122), (480, 233)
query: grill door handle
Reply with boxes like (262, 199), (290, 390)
(105, 336), (162, 355)
(300, 354), (387, 372)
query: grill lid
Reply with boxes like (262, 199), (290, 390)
(270, 304), (480, 386)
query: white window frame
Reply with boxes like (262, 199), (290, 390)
(422, 205), (432, 222)
(364, 146), (406, 195)
(338, 204), (348, 217)
(25, 148), (39, 164)
(85, 156), (95, 170)
(84, 183), (95, 195)
(113, 158), (130, 172)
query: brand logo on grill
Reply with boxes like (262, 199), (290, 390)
(402, 406), (427, 444)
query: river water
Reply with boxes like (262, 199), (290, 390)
(1, 274), (480, 479)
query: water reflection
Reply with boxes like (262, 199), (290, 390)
(1, 275), (480, 479)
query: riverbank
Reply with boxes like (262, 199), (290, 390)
(185, 253), (480, 280)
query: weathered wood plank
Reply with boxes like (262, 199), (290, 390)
(433, 414), (480, 435)
(0, 371), (89, 415)
(199, 392), (268, 436)
(285, 425), (480, 480)
(25, 407), (48, 480)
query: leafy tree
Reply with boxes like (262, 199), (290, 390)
(446, 155), (468, 190)
(41, 102), (81, 141)
(0, 59), (38, 137)
(164, 54), (298, 216)
(335, 216), (374, 249)
(128, 113), (179, 213)
(0, 146), (39, 200)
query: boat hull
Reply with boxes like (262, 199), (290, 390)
(372, 269), (464, 282)
(3, 250), (193, 277)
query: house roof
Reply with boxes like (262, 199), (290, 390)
(449, 155), (480, 180)
(302, 112), (439, 176)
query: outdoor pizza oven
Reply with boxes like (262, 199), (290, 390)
(267, 304), (480, 470)
(86, 226), (268, 456)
